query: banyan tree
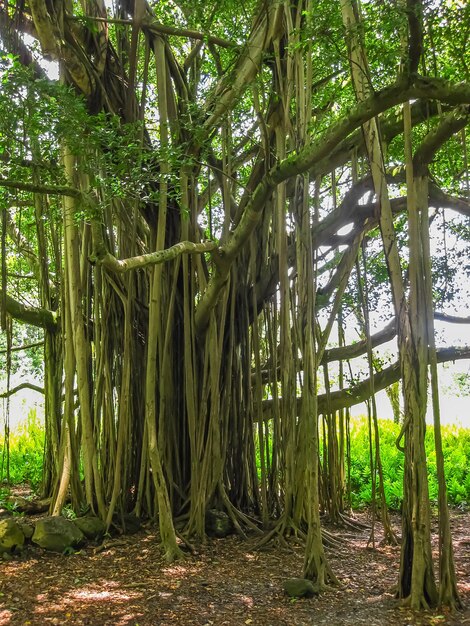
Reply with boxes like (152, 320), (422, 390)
(0, 0), (469, 610)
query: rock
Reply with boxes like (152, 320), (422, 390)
(18, 522), (34, 540)
(0, 518), (25, 553)
(205, 509), (233, 538)
(32, 516), (85, 552)
(8, 496), (51, 515)
(112, 512), (141, 534)
(72, 515), (106, 539)
(122, 513), (141, 534)
(283, 578), (317, 598)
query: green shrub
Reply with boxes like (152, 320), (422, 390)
(0, 408), (44, 489)
(2, 409), (470, 510)
(348, 416), (470, 509)
(349, 417), (404, 509)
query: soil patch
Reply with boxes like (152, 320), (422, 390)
(0, 511), (468, 625)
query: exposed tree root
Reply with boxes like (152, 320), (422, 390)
(254, 516), (344, 553)
(164, 545), (185, 563)
(175, 530), (197, 555)
(337, 512), (370, 530)
(254, 517), (290, 550)
(399, 595), (431, 611)
(322, 529), (344, 550)
(219, 487), (264, 537)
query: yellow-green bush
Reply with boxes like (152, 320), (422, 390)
(0, 409), (44, 489)
(349, 417), (470, 509)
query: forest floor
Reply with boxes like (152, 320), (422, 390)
(0, 506), (469, 626)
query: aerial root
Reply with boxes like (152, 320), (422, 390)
(255, 517), (292, 550)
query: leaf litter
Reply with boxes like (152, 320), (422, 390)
(0, 511), (468, 625)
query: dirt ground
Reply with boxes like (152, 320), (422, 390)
(0, 509), (469, 626)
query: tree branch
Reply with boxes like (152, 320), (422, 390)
(92, 239), (218, 273)
(0, 177), (81, 198)
(435, 312), (470, 324)
(0, 382), (44, 399)
(414, 105), (470, 176)
(403, 0), (424, 75)
(0, 341), (43, 355)
(322, 319), (397, 364)
(0, 290), (57, 330)
(66, 14), (235, 49)
(260, 345), (470, 418)
(195, 75), (470, 333)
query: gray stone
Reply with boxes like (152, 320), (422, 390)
(18, 522), (34, 540)
(32, 516), (85, 552)
(72, 516), (106, 539)
(283, 578), (317, 598)
(205, 509), (233, 538)
(0, 518), (25, 553)
(111, 512), (141, 534)
(122, 513), (141, 534)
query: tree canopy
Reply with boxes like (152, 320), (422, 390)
(0, 0), (469, 611)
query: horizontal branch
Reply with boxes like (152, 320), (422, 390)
(93, 240), (218, 273)
(260, 345), (470, 418)
(0, 382), (44, 399)
(322, 319), (397, 364)
(321, 345), (470, 413)
(413, 105), (470, 176)
(1, 290), (57, 330)
(321, 311), (470, 365)
(435, 312), (470, 324)
(0, 340), (44, 355)
(195, 75), (470, 334)
(429, 184), (470, 217)
(0, 176), (81, 198)
(66, 13), (235, 49)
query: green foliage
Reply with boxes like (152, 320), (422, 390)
(255, 415), (470, 510)
(0, 486), (18, 512)
(349, 417), (404, 509)
(349, 417), (470, 509)
(0, 409), (44, 489)
(0, 53), (159, 222)
(450, 372), (470, 397)
(61, 504), (77, 520)
(4, 406), (470, 510)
